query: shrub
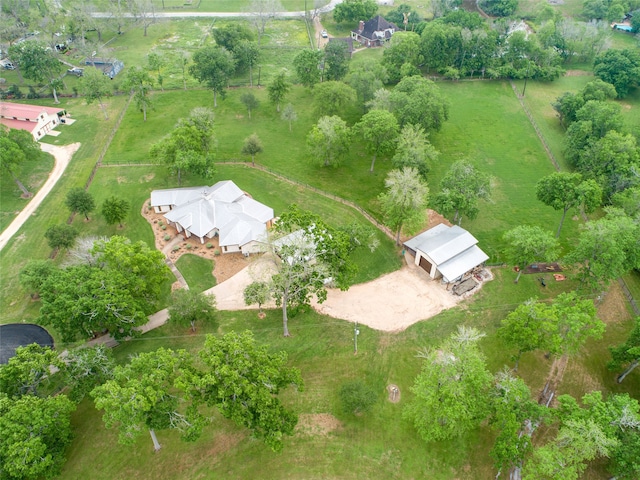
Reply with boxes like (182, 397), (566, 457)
(164, 234), (171, 241)
(339, 381), (378, 415)
(186, 244), (192, 250)
(206, 243), (213, 249)
(214, 249), (221, 256)
(172, 245), (180, 252)
(161, 225), (167, 230)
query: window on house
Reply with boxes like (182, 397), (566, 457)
(223, 246), (227, 252)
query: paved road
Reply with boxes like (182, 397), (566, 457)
(91, 0), (343, 18)
(0, 142), (81, 252)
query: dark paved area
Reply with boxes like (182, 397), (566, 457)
(0, 324), (54, 364)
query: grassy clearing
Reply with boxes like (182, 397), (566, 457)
(58, 267), (639, 480)
(175, 254), (216, 291)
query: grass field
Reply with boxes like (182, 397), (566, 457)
(175, 253), (217, 291)
(57, 267), (639, 480)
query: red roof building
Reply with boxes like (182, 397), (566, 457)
(0, 102), (65, 141)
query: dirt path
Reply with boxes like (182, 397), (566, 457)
(0, 142), (81, 252)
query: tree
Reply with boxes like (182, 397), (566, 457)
(19, 260), (57, 299)
(92, 348), (206, 450)
(567, 208), (640, 289)
(389, 76), (449, 133)
(0, 126), (42, 197)
(379, 167), (429, 245)
(268, 70), (291, 112)
(64, 345), (115, 403)
(240, 92), (260, 119)
(489, 369), (546, 475)
(0, 344), (61, 399)
(168, 289), (217, 333)
(80, 67), (112, 120)
(345, 63), (389, 110)
(65, 187), (95, 221)
(243, 281), (271, 315)
(44, 224), (78, 250)
(174, 107), (217, 153)
(175, 50), (190, 90)
(323, 41), (350, 81)
(293, 49), (323, 88)
(355, 109), (399, 172)
(123, 66), (154, 122)
(248, 0), (283, 45)
(193, 331), (303, 451)
(612, 187), (640, 219)
(281, 103), (298, 131)
(503, 226), (560, 283)
(129, 0), (156, 36)
(312, 81), (357, 117)
(608, 317), (640, 383)
(382, 31), (423, 83)
(101, 196), (130, 227)
(8, 41), (63, 103)
(212, 23), (255, 52)
(479, 0), (519, 16)
(306, 115), (351, 168)
(387, 4), (422, 29)
(433, 160), (491, 225)
(404, 326), (493, 443)
(233, 40), (260, 86)
(392, 124), (438, 179)
(190, 46), (236, 107)
(499, 293), (605, 368)
(333, 0), (378, 24)
(593, 48), (640, 98)
(241, 133), (263, 166)
(0, 394), (75, 480)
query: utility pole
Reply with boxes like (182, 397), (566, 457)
(354, 321), (359, 355)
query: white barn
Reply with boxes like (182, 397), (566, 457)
(150, 180), (275, 255)
(403, 224), (489, 283)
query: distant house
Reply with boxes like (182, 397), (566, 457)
(0, 102), (67, 141)
(351, 15), (398, 47)
(83, 58), (124, 79)
(403, 224), (489, 283)
(150, 180), (275, 255)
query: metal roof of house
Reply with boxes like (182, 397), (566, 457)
(0, 102), (64, 120)
(437, 245), (489, 283)
(151, 180), (274, 247)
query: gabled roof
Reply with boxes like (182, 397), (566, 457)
(352, 15), (398, 40)
(404, 224), (478, 265)
(151, 180), (274, 248)
(437, 246), (489, 283)
(0, 102), (64, 120)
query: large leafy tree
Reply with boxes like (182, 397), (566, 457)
(0, 394), (76, 480)
(323, 41), (350, 81)
(333, 0), (378, 23)
(63, 345), (115, 403)
(379, 167), (429, 245)
(293, 49), (323, 88)
(433, 160), (491, 225)
(608, 317), (640, 383)
(404, 326), (493, 443)
(392, 124), (438, 179)
(191, 331), (304, 451)
(0, 344), (61, 399)
(44, 224), (78, 251)
(536, 172), (602, 237)
(479, 0), (518, 16)
(123, 66), (154, 121)
(382, 31), (423, 83)
(212, 23), (255, 52)
(190, 46), (236, 107)
(345, 63), (388, 110)
(168, 289), (217, 333)
(233, 40), (260, 86)
(19, 260), (57, 299)
(389, 75), (449, 132)
(79, 67), (112, 120)
(92, 348), (205, 450)
(312, 81), (356, 117)
(306, 115), (351, 168)
(101, 196), (130, 227)
(65, 187), (95, 221)
(567, 207), (640, 289)
(0, 126), (42, 197)
(355, 109), (399, 172)
(8, 41), (63, 103)
(248, 0), (283, 45)
(502, 225), (560, 283)
(593, 48), (640, 98)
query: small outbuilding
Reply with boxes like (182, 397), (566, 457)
(150, 180), (275, 255)
(84, 58), (124, 79)
(0, 102), (68, 141)
(403, 224), (489, 284)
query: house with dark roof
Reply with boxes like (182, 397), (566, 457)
(150, 180), (275, 255)
(403, 224), (489, 284)
(83, 58), (124, 79)
(351, 15), (398, 47)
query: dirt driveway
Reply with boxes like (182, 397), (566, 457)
(208, 258), (465, 332)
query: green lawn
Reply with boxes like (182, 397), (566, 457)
(175, 253), (216, 291)
(58, 268), (639, 480)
